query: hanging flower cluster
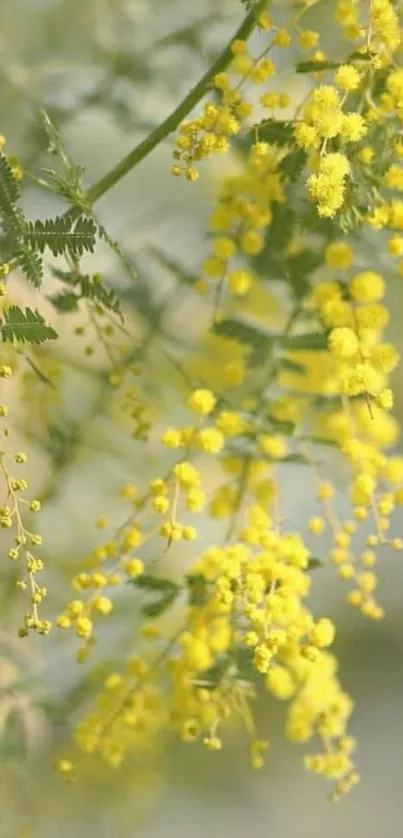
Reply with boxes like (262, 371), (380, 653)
(2, 0), (403, 808)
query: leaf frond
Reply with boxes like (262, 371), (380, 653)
(1, 305), (58, 344)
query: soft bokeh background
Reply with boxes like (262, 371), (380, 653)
(1, 1), (403, 836)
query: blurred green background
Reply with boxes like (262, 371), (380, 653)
(0, 1), (403, 836)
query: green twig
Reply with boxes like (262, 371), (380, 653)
(3, 3), (267, 277)
(86, 1), (267, 205)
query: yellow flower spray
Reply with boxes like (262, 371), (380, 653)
(2, 0), (403, 809)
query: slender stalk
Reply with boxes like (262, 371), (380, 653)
(86, 1), (267, 205)
(2, 3), (267, 275)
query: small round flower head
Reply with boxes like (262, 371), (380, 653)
(335, 64), (361, 91)
(340, 113), (367, 143)
(349, 271), (385, 302)
(197, 428), (224, 453)
(231, 39), (247, 55)
(299, 30), (319, 49)
(240, 230), (265, 255)
(189, 389), (216, 416)
(359, 146), (375, 164)
(275, 29), (291, 48)
(325, 241), (353, 269)
(228, 270), (253, 295)
(259, 435), (287, 459)
(309, 516), (326, 535)
(328, 327), (359, 358)
(162, 428), (182, 448)
(213, 237), (237, 260)
(294, 123), (320, 151)
(307, 153), (350, 217)
(311, 617), (335, 648)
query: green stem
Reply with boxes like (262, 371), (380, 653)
(2, 3), (267, 275)
(86, 1), (267, 205)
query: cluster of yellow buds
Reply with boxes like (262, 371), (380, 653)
(15, 0), (403, 808)
(0, 401), (49, 635)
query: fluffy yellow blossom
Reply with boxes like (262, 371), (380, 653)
(307, 153), (350, 217)
(275, 29), (291, 48)
(325, 242), (353, 269)
(228, 269), (253, 295)
(216, 411), (246, 437)
(213, 237), (237, 260)
(388, 234), (403, 256)
(335, 65), (361, 91)
(340, 113), (367, 142)
(294, 122), (320, 151)
(349, 271), (385, 302)
(385, 165), (403, 191)
(260, 435), (287, 459)
(123, 558), (144, 578)
(328, 327), (359, 358)
(311, 618), (335, 648)
(240, 230), (265, 255)
(299, 30), (319, 49)
(309, 516), (326, 535)
(370, 0), (400, 54)
(197, 428), (225, 453)
(162, 428), (182, 448)
(189, 389), (216, 416)
(266, 666), (296, 699)
(32, 1), (403, 806)
(359, 146), (375, 164)
(174, 462), (201, 489)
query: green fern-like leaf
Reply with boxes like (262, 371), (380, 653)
(212, 317), (275, 349)
(257, 119), (295, 146)
(2, 204), (26, 237)
(281, 332), (328, 350)
(40, 110), (71, 167)
(279, 149), (307, 183)
(26, 215), (97, 257)
(50, 266), (123, 318)
(72, 216), (98, 253)
(0, 155), (43, 286)
(48, 290), (79, 312)
(51, 268), (81, 286)
(40, 112), (88, 207)
(1, 306), (58, 344)
(0, 153), (20, 215)
(43, 168), (88, 206)
(295, 59), (340, 74)
(129, 574), (180, 618)
(79, 274), (123, 319)
(14, 247), (44, 288)
(96, 220), (138, 283)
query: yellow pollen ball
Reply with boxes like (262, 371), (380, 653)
(189, 389), (216, 416)
(308, 516), (326, 535)
(349, 272), (385, 302)
(325, 241), (353, 269)
(311, 618), (335, 647)
(328, 327), (359, 358)
(335, 64), (361, 91)
(213, 237), (237, 260)
(197, 428), (225, 453)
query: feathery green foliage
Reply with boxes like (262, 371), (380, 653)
(1, 305), (58, 344)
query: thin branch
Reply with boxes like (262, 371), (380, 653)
(3, 3), (267, 276)
(86, 1), (268, 205)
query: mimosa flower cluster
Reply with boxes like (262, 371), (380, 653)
(0, 324), (49, 637)
(2, 0), (403, 809)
